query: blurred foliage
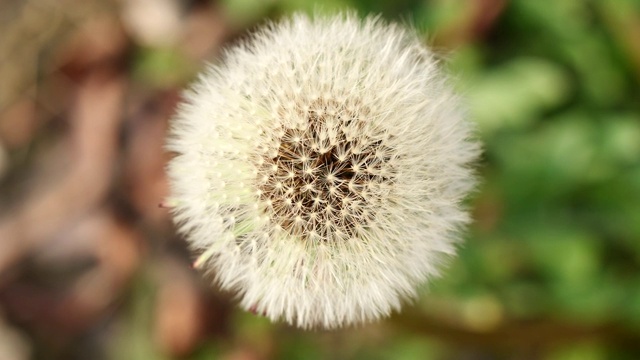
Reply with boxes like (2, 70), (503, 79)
(1, 0), (640, 359)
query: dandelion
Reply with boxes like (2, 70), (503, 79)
(166, 13), (480, 329)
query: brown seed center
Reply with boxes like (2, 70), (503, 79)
(257, 101), (392, 242)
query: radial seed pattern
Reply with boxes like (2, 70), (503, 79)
(257, 100), (394, 242)
(167, 13), (480, 329)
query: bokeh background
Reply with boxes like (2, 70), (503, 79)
(1, 0), (639, 359)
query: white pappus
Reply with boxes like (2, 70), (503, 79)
(166, 13), (480, 329)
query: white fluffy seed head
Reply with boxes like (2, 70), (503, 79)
(167, 13), (480, 329)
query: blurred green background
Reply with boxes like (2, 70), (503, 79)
(1, 0), (639, 359)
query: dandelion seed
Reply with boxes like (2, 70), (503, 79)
(166, 13), (480, 329)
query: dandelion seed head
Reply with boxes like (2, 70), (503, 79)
(167, 13), (480, 329)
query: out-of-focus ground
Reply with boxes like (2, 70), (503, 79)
(1, 0), (639, 359)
